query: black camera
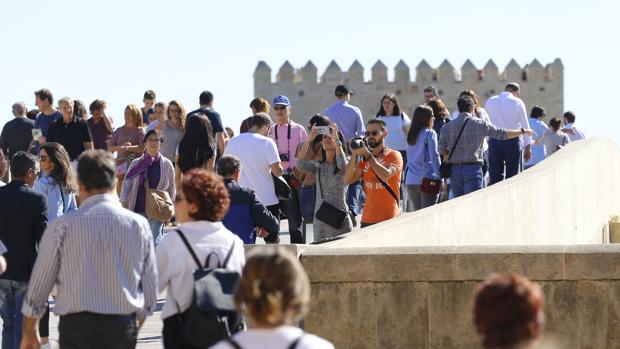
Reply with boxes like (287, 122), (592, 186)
(279, 154), (290, 162)
(350, 137), (368, 150)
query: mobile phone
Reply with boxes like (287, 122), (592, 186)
(32, 128), (42, 139)
(316, 126), (330, 135)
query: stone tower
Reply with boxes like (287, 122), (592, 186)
(253, 59), (564, 128)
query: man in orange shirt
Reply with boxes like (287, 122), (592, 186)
(344, 119), (402, 228)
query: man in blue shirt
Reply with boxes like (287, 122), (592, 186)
(323, 84), (365, 225)
(33, 89), (61, 153)
(524, 106), (549, 169)
(188, 90), (228, 157)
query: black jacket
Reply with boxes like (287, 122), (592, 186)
(0, 181), (47, 282)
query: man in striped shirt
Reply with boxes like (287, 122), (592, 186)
(21, 150), (158, 349)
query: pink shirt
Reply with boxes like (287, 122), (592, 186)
(268, 121), (308, 171)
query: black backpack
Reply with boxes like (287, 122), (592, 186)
(174, 229), (245, 347)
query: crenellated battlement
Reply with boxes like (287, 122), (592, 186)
(254, 59), (564, 127)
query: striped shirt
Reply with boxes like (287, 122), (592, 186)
(21, 194), (157, 321)
(438, 113), (508, 164)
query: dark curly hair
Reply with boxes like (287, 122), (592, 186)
(474, 273), (544, 349)
(181, 169), (229, 222)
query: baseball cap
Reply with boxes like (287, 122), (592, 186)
(335, 84), (354, 97)
(272, 95), (291, 107)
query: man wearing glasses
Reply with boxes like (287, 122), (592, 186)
(0, 151), (47, 348)
(344, 119), (403, 228)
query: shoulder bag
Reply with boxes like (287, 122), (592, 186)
(314, 165), (348, 229)
(144, 177), (174, 222)
(439, 118), (470, 179)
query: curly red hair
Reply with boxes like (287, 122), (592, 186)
(473, 273), (544, 349)
(181, 169), (230, 222)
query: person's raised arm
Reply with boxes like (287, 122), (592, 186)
(344, 146), (363, 185)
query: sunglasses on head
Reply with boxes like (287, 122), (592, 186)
(365, 130), (381, 137)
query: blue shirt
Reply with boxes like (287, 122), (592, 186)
(34, 175), (78, 223)
(405, 129), (442, 185)
(323, 100), (365, 142)
(525, 118), (549, 167)
(34, 111), (61, 137)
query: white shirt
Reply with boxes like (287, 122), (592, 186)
(485, 91), (532, 147)
(224, 133), (281, 206)
(210, 326), (335, 349)
(156, 220), (245, 320)
(376, 113), (411, 151)
(564, 123), (586, 141)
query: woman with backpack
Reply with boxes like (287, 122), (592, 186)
(210, 246), (335, 349)
(157, 169), (245, 349)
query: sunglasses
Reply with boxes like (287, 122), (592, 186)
(168, 108), (181, 113)
(273, 105), (287, 111)
(365, 130), (381, 137)
(146, 137), (162, 143)
(174, 194), (185, 204)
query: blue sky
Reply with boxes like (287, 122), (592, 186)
(1, 0), (619, 143)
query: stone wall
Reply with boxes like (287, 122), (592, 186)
(254, 58), (564, 128)
(300, 245), (620, 349)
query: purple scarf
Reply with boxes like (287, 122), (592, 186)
(126, 152), (161, 187)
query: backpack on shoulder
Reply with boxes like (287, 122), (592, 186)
(174, 229), (245, 347)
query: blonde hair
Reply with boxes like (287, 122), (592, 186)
(235, 247), (310, 326)
(125, 104), (143, 127)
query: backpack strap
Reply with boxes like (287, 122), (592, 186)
(222, 239), (237, 268)
(174, 229), (202, 269)
(226, 338), (243, 349)
(287, 335), (304, 349)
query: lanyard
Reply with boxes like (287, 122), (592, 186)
(274, 122), (291, 159)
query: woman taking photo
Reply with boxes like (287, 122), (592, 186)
(176, 112), (215, 189)
(108, 104), (146, 194)
(120, 130), (175, 243)
(405, 105), (442, 211)
(157, 169), (245, 349)
(297, 115), (352, 241)
(211, 247), (335, 349)
(162, 100), (186, 164)
(33, 142), (77, 349)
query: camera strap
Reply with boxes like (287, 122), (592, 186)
(369, 149), (399, 206)
(274, 122), (292, 164)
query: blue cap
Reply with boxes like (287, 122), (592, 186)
(272, 95), (291, 107)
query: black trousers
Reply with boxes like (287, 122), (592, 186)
(58, 312), (138, 349)
(162, 314), (203, 349)
(264, 204), (281, 243)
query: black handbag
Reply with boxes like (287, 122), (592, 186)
(440, 118), (470, 179)
(314, 166), (347, 229)
(272, 174), (291, 200)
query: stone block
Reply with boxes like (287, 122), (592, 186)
(564, 245), (620, 280)
(607, 282), (620, 349)
(428, 281), (480, 349)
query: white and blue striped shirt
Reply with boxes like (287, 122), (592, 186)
(22, 193), (158, 321)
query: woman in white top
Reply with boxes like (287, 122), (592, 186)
(375, 94), (411, 208)
(157, 169), (245, 349)
(210, 247), (335, 349)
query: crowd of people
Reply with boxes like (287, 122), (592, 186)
(0, 83), (583, 348)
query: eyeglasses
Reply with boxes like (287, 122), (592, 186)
(168, 108), (181, 113)
(365, 130), (381, 137)
(174, 194), (185, 204)
(146, 137), (162, 143)
(273, 105), (287, 111)
(39, 155), (48, 161)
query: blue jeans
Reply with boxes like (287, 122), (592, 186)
(0, 280), (28, 349)
(347, 180), (363, 215)
(300, 185), (316, 221)
(450, 164), (483, 198)
(147, 217), (164, 245)
(488, 138), (521, 185)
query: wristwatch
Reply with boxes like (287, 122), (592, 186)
(520, 128), (525, 135)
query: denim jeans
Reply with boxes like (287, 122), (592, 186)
(346, 180), (363, 215)
(405, 185), (440, 212)
(299, 185), (316, 221)
(450, 164), (483, 198)
(0, 280), (28, 349)
(147, 218), (164, 245)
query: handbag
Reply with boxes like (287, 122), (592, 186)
(314, 166), (347, 229)
(440, 118), (470, 179)
(144, 178), (174, 222)
(272, 174), (291, 200)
